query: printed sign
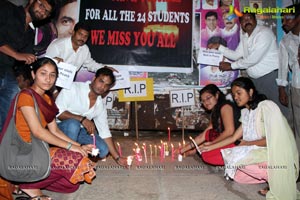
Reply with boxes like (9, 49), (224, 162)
(169, 89), (195, 107)
(55, 62), (77, 89)
(118, 78), (154, 102)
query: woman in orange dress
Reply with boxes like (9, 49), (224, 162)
(6, 57), (96, 200)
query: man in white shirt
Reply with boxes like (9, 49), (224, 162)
(201, 11), (221, 47)
(276, 4), (300, 152)
(55, 68), (127, 166)
(46, 21), (103, 73)
(208, 12), (289, 118)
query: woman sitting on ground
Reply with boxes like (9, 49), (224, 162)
(200, 77), (299, 199)
(179, 84), (240, 165)
(7, 57), (96, 200)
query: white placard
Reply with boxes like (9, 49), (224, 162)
(197, 48), (223, 66)
(55, 62), (77, 89)
(111, 69), (130, 90)
(169, 89), (195, 108)
(124, 80), (147, 98)
(103, 92), (114, 109)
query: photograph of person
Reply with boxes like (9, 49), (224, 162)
(200, 11), (221, 47)
(202, 0), (218, 10)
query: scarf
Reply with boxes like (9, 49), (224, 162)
(21, 88), (59, 123)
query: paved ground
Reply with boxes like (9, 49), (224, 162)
(14, 131), (299, 200)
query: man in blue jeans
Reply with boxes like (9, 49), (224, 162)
(55, 68), (127, 166)
(0, 0), (55, 132)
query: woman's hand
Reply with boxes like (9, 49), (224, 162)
(199, 142), (212, 152)
(70, 145), (89, 157)
(81, 144), (94, 154)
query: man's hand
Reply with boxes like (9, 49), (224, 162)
(54, 57), (64, 63)
(15, 52), (37, 64)
(81, 119), (96, 135)
(116, 157), (127, 167)
(278, 86), (288, 107)
(219, 61), (232, 71)
(103, 66), (118, 73)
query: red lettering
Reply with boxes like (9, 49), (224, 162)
(91, 30), (105, 45)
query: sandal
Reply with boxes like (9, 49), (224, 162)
(31, 195), (52, 200)
(258, 186), (269, 196)
(15, 195), (52, 200)
(13, 185), (24, 195)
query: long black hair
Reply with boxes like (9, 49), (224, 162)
(231, 77), (267, 110)
(200, 84), (240, 133)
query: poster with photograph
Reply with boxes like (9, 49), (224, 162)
(198, 0), (240, 87)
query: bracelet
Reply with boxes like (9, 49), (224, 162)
(115, 156), (120, 162)
(66, 142), (72, 150)
(80, 116), (86, 124)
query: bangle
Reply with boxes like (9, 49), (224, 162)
(115, 156), (120, 162)
(66, 142), (72, 150)
(80, 116), (86, 124)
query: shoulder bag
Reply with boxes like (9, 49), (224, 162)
(0, 90), (51, 182)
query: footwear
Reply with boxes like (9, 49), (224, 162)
(258, 186), (269, 196)
(13, 185), (23, 195)
(30, 195), (52, 200)
(15, 195), (52, 200)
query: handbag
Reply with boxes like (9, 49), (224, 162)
(0, 90), (51, 182)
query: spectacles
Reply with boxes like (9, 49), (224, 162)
(200, 95), (213, 104)
(37, 0), (51, 16)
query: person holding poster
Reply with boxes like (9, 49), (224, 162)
(178, 84), (240, 165)
(46, 22), (103, 73)
(208, 12), (289, 120)
(55, 68), (127, 166)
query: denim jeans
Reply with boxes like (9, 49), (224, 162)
(58, 119), (109, 158)
(0, 72), (19, 132)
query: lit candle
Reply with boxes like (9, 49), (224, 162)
(91, 134), (99, 156)
(158, 146), (162, 162)
(142, 146), (147, 163)
(154, 145), (157, 157)
(150, 144), (153, 165)
(127, 156), (133, 167)
(117, 142), (122, 157)
(164, 142), (169, 156)
(168, 127), (171, 142)
(136, 146), (142, 162)
(171, 143), (174, 161)
(92, 134), (96, 148)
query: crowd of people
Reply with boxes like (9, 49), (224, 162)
(0, 0), (299, 199)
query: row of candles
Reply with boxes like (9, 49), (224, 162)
(116, 140), (188, 165)
(115, 127), (199, 165)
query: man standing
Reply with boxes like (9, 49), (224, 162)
(0, 0), (55, 132)
(55, 67), (127, 166)
(46, 22), (104, 73)
(208, 12), (289, 118)
(276, 4), (300, 152)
